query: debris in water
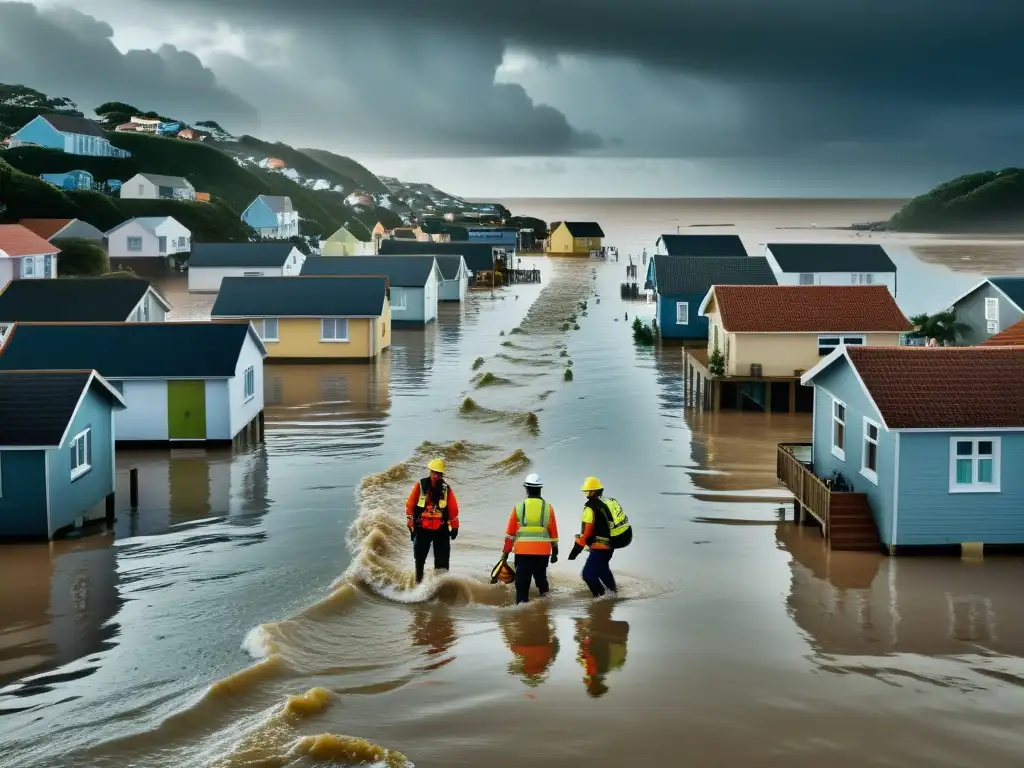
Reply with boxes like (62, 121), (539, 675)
(490, 449), (530, 472)
(500, 340), (515, 348)
(559, 349), (568, 357)
(461, 397), (479, 413)
(472, 356), (485, 370)
(573, 323), (580, 330)
(500, 330), (505, 336)
(561, 323), (570, 332)
(564, 368), (574, 382)
(510, 327), (524, 334)
(566, 359), (573, 367)
(477, 371), (512, 387)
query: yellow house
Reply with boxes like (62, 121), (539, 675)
(371, 221), (391, 253)
(321, 225), (371, 256)
(211, 275), (392, 361)
(699, 285), (912, 378)
(548, 221), (605, 254)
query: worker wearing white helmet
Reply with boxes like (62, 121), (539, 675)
(500, 472), (560, 604)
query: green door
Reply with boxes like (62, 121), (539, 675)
(167, 380), (207, 440)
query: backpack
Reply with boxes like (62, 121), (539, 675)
(602, 498), (633, 549)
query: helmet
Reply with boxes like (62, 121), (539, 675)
(580, 476), (603, 492)
(524, 473), (543, 488)
(427, 458), (446, 474)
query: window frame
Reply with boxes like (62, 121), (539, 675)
(799, 273), (815, 285)
(390, 287), (407, 310)
(243, 365), (255, 401)
(126, 236), (143, 252)
(949, 436), (1001, 493)
(256, 318), (279, 342)
(70, 428), (92, 481)
(320, 317), (350, 343)
(675, 301), (689, 325)
(860, 417), (880, 485)
(818, 334), (866, 356)
(831, 398), (846, 460)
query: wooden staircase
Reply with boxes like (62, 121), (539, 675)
(827, 494), (881, 552)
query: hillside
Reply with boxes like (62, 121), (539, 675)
(887, 168), (1024, 233)
(299, 148), (390, 196)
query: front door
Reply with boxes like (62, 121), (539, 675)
(167, 380), (207, 440)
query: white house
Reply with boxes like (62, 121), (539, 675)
(763, 243), (898, 296)
(0, 320), (267, 444)
(427, 254), (469, 301)
(119, 173), (196, 201)
(106, 217), (191, 261)
(241, 195), (300, 239)
(187, 243), (307, 292)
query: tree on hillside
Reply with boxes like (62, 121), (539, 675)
(0, 84), (77, 112)
(95, 101), (139, 117)
(53, 237), (109, 276)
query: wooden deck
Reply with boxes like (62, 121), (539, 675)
(682, 348), (807, 413)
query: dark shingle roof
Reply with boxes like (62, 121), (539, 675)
(653, 256), (777, 295)
(212, 276), (387, 318)
(560, 222), (604, 238)
(657, 234), (748, 257)
(302, 255), (437, 287)
(0, 277), (158, 322)
(0, 322), (256, 379)
(842, 346), (1024, 429)
(0, 371), (111, 447)
(188, 243), (299, 268)
(989, 277), (1024, 311)
(378, 239), (495, 273)
(766, 243), (897, 273)
(430, 255), (465, 280)
(40, 113), (107, 138)
(137, 173), (192, 189)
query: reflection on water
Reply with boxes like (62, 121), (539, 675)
(410, 605), (457, 672)
(499, 602), (559, 688)
(909, 243), (1024, 275)
(573, 600), (629, 698)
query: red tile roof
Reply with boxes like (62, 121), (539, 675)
(844, 346), (1024, 428)
(711, 285), (912, 333)
(17, 218), (75, 241)
(982, 318), (1024, 347)
(0, 225), (61, 258)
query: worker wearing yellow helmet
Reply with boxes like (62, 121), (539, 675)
(405, 457), (461, 583)
(567, 476), (632, 597)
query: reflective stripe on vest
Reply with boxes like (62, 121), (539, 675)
(417, 478), (448, 514)
(603, 498), (629, 537)
(515, 498), (551, 544)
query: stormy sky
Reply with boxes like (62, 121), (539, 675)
(2, 0), (1020, 196)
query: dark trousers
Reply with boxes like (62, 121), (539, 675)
(513, 554), (550, 604)
(413, 527), (451, 583)
(581, 549), (616, 597)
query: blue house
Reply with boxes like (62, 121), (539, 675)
(40, 170), (94, 191)
(949, 276), (1024, 346)
(466, 227), (518, 248)
(9, 114), (131, 159)
(797, 345), (1024, 555)
(0, 370), (126, 540)
(649, 255), (777, 339)
(241, 195), (299, 239)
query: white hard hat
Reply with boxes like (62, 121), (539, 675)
(524, 473), (543, 487)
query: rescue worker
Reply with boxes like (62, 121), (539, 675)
(568, 476), (631, 598)
(499, 601), (560, 688)
(574, 599), (630, 698)
(405, 458), (460, 583)
(502, 473), (559, 604)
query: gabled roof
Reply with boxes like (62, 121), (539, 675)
(558, 222), (604, 238)
(0, 276), (168, 322)
(982, 318), (1024, 346)
(652, 255), (776, 295)
(212, 276), (387, 318)
(703, 285), (912, 333)
(253, 195), (293, 214)
(429, 255), (466, 281)
(378, 239), (495, 273)
(17, 218), (76, 240)
(301, 255), (438, 287)
(38, 113), (107, 139)
(803, 346), (1024, 430)
(0, 224), (61, 258)
(106, 217), (182, 235)
(989, 277), (1024, 311)
(657, 234), (747, 257)
(765, 243), (897, 273)
(135, 173), (193, 189)
(0, 370), (125, 448)
(0, 321), (264, 379)
(392, 228), (418, 239)
(188, 243), (298, 268)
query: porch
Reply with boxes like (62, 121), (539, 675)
(682, 348), (813, 413)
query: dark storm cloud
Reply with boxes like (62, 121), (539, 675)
(0, 2), (258, 129)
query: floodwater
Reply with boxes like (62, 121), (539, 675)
(3, 199), (1024, 767)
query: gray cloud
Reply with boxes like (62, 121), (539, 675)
(0, 2), (258, 129)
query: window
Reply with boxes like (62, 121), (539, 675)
(831, 399), (846, 460)
(138, 183), (145, 195)
(861, 418), (880, 484)
(256, 318), (279, 342)
(984, 297), (999, 323)
(321, 318), (349, 342)
(243, 365), (255, 401)
(949, 437), (1000, 493)
(22, 257), (34, 276)
(70, 428), (92, 480)
(850, 273), (875, 285)
(242, 271), (265, 277)
(127, 236), (143, 252)
(987, 320), (999, 334)
(675, 302), (689, 325)
(818, 335), (865, 356)
(142, 296), (150, 321)
(390, 287), (407, 310)
(799, 273), (815, 285)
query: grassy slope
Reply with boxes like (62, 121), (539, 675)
(298, 148), (390, 196)
(888, 168), (1024, 232)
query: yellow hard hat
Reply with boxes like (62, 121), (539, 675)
(580, 476), (603, 492)
(427, 457), (446, 474)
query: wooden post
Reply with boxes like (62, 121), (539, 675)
(105, 492), (115, 523)
(788, 380), (797, 414)
(129, 467), (139, 510)
(258, 411), (265, 441)
(764, 381), (772, 413)
(713, 379), (721, 412)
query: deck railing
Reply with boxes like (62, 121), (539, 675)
(777, 443), (831, 528)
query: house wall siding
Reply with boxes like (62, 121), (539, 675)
(228, 334), (265, 438)
(259, 317), (376, 359)
(188, 265), (285, 292)
(954, 283), (1024, 345)
(657, 293), (708, 339)
(769, 268), (897, 296)
(896, 431), (1024, 546)
(205, 379), (231, 440)
(0, 450), (48, 537)
(715, 329), (903, 377)
(113, 379), (168, 440)
(10, 116), (65, 150)
(389, 285), (428, 323)
(108, 220), (190, 259)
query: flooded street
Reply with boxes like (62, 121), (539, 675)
(3, 200), (1024, 767)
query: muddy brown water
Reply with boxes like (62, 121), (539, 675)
(3, 200), (1024, 767)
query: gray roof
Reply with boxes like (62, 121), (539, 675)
(378, 239), (495, 273)
(989, 277), (1024, 311)
(188, 243), (298, 268)
(40, 113), (107, 138)
(0, 371), (122, 447)
(255, 195), (293, 214)
(301, 255), (437, 287)
(405, 254), (464, 280)
(106, 216), (181, 235)
(211, 276), (387, 318)
(0, 276), (163, 322)
(766, 243), (897, 273)
(658, 234), (747, 257)
(653, 255), (778, 295)
(137, 173), (192, 189)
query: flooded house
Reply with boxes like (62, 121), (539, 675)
(378, 239), (501, 281)
(654, 234), (748, 257)
(301, 256), (440, 325)
(0, 321), (267, 445)
(186, 242), (306, 292)
(212, 275), (392, 360)
(548, 221), (604, 255)
(18, 218), (106, 243)
(0, 370), (126, 540)
(321, 225), (373, 256)
(762, 243), (898, 296)
(780, 346), (1024, 556)
(106, 217), (191, 265)
(948, 276), (1024, 345)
